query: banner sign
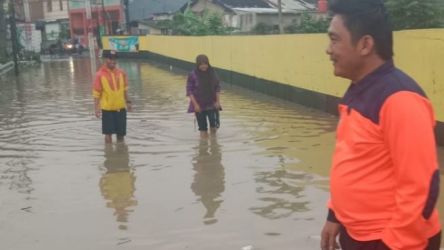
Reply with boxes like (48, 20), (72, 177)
(69, 0), (121, 10)
(108, 37), (139, 52)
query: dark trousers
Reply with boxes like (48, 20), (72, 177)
(340, 227), (441, 250)
(102, 109), (127, 136)
(195, 109), (219, 131)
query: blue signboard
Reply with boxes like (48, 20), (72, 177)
(108, 37), (139, 52)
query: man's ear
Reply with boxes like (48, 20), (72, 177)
(358, 35), (375, 56)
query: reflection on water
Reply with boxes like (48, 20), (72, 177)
(251, 169), (309, 219)
(99, 143), (137, 230)
(191, 136), (225, 225)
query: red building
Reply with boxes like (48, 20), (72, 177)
(68, 0), (124, 47)
(317, 0), (328, 13)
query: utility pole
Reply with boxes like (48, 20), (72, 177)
(277, 0), (283, 34)
(123, 0), (129, 33)
(85, 0), (96, 75)
(101, 0), (107, 35)
(0, 0), (7, 61)
(8, 0), (19, 75)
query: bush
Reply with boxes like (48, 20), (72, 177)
(252, 23), (277, 35)
(285, 13), (330, 34)
(386, 0), (444, 30)
(169, 10), (232, 36)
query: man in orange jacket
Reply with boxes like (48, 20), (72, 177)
(93, 50), (132, 143)
(321, 0), (441, 249)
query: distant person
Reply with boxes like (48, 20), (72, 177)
(93, 50), (132, 144)
(321, 0), (441, 250)
(56, 39), (63, 55)
(48, 44), (57, 57)
(186, 54), (222, 138)
(75, 43), (83, 55)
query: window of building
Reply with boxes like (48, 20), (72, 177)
(59, 0), (63, 11)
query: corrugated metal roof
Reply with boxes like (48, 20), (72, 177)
(181, 0), (314, 14)
(128, 0), (189, 21)
(232, 7), (299, 14)
(266, 0), (316, 11)
(215, 0), (272, 8)
(232, 7), (278, 13)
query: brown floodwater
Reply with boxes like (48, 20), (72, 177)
(0, 57), (442, 250)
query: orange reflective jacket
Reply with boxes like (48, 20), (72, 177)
(329, 61), (440, 250)
(93, 66), (128, 111)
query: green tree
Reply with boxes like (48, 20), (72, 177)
(206, 12), (229, 35)
(168, 9), (231, 36)
(385, 0), (444, 30)
(170, 10), (204, 35)
(285, 13), (329, 34)
(252, 22), (276, 34)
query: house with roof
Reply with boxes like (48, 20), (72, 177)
(128, 0), (189, 21)
(180, 0), (316, 33)
(127, 0), (189, 35)
(6, 0), (70, 53)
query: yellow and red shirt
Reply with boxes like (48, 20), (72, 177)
(93, 66), (128, 111)
(328, 60), (440, 249)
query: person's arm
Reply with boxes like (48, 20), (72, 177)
(123, 72), (132, 112)
(125, 91), (132, 112)
(186, 72), (200, 112)
(92, 73), (102, 118)
(214, 72), (221, 109)
(380, 92), (439, 250)
(321, 221), (340, 250)
(94, 98), (101, 118)
(215, 92), (221, 110)
(320, 201), (340, 250)
(189, 94), (200, 113)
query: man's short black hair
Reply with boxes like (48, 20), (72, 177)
(102, 50), (117, 60)
(329, 0), (393, 60)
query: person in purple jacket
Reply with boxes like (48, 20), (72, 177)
(186, 54), (222, 138)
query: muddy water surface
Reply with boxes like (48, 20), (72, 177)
(0, 58), (442, 250)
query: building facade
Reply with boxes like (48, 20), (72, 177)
(68, 0), (124, 47)
(182, 0), (316, 33)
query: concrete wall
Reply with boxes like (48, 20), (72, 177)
(102, 29), (444, 143)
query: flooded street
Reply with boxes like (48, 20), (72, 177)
(0, 58), (443, 250)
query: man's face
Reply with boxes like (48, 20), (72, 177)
(105, 58), (116, 70)
(198, 63), (209, 72)
(326, 15), (362, 80)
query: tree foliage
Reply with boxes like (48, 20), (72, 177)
(251, 14), (329, 35)
(285, 13), (329, 34)
(385, 0), (444, 30)
(252, 22), (277, 35)
(166, 9), (232, 36)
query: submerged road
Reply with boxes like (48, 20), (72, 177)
(0, 57), (442, 250)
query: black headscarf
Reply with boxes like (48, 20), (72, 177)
(195, 54), (219, 106)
